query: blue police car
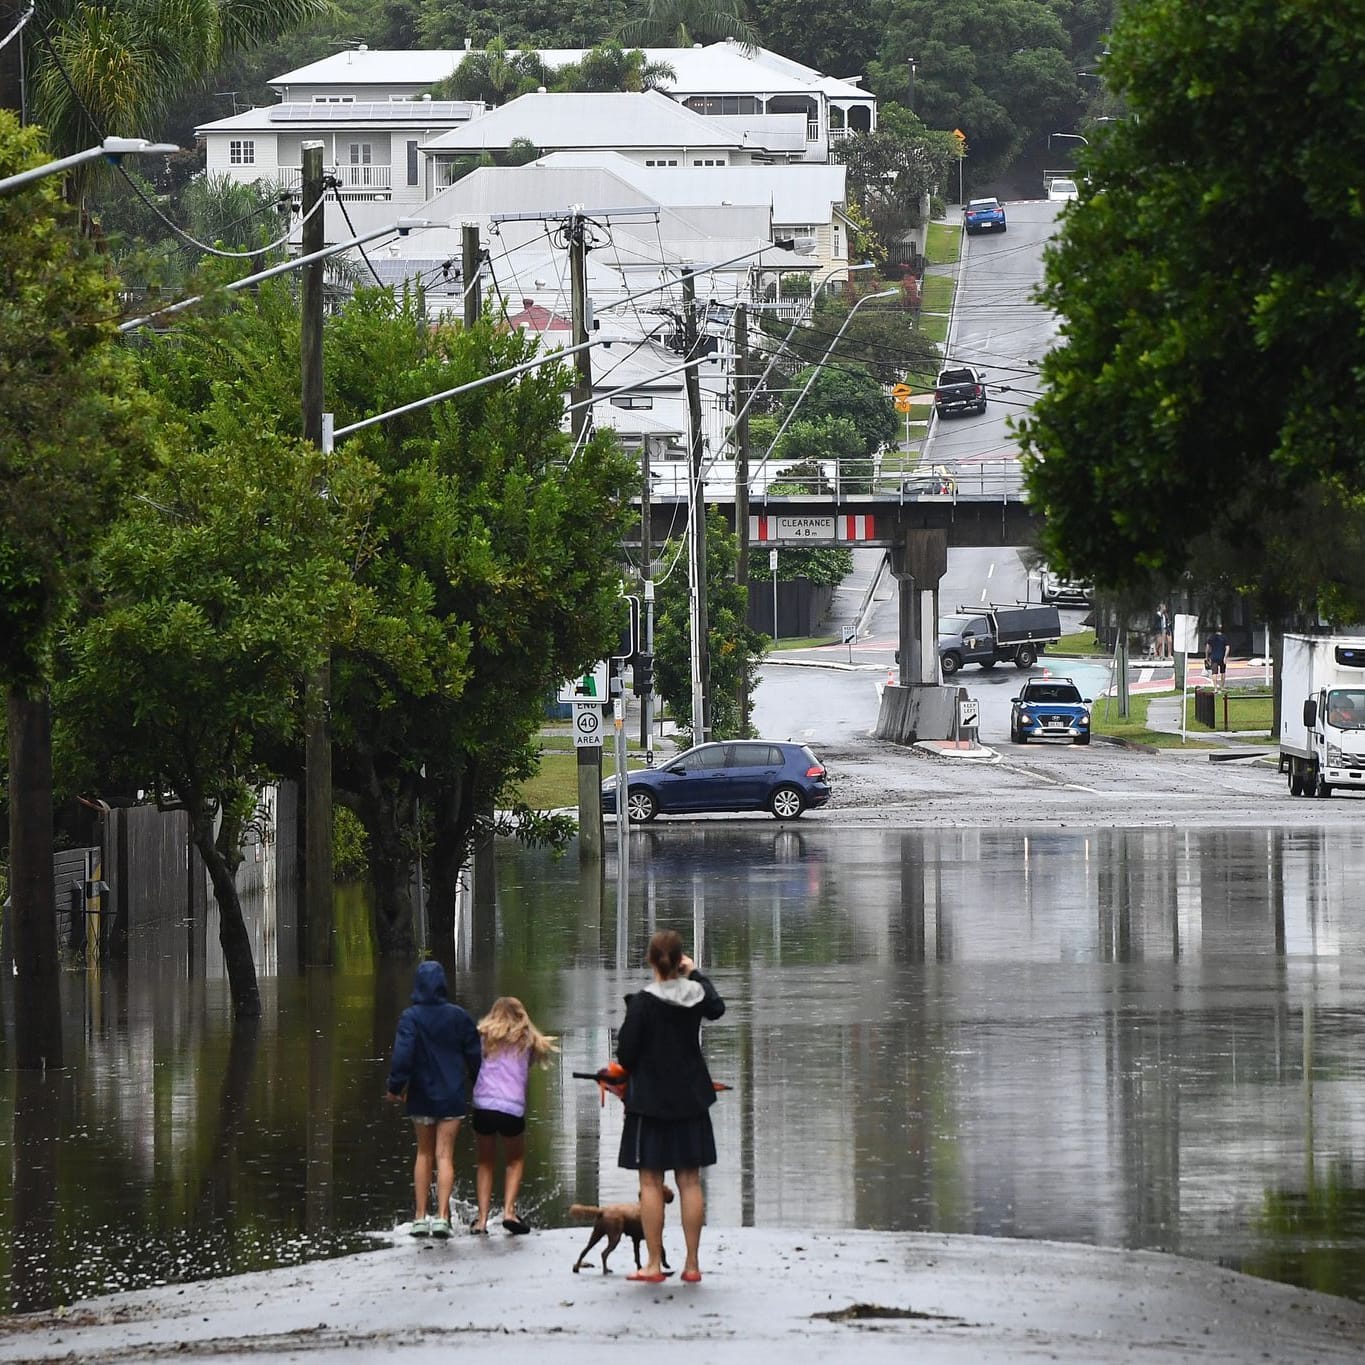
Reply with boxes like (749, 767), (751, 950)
(1010, 678), (1092, 745)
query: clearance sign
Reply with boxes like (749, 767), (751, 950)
(749, 514), (877, 544)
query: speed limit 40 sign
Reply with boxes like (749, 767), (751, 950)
(573, 703), (604, 747)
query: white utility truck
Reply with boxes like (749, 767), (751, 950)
(1279, 634), (1365, 797)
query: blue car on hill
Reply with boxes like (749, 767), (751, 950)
(1010, 677), (1092, 745)
(602, 740), (831, 822)
(964, 197), (1007, 234)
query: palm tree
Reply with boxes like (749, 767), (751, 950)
(32, 0), (334, 155)
(619, 0), (758, 48)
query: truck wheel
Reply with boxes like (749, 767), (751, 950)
(941, 652), (961, 676)
(1289, 771), (1304, 796)
(1015, 645), (1037, 669)
(1316, 774), (1334, 798)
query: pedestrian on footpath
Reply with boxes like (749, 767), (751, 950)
(1205, 624), (1230, 691)
(1152, 604), (1171, 660)
(385, 961), (482, 1238)
(616, 929), (726, 1285)
(468, 997), (558, 1236)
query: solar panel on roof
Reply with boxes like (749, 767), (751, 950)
(269, 101), (476, 122)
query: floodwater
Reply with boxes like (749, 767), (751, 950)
(4, 823), (1365, 1312)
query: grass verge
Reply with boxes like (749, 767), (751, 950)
(920, 273), (954, 312)
(926, 220), (961, 265)
(1089, 689), (1273, 747)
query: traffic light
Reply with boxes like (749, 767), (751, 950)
(634, 652), (654, 698)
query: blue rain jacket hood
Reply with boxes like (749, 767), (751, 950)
(386, 962), (482, 1119)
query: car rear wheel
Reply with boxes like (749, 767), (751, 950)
(1015, 645), (1037, 669)
(768, 784), (805, 820)
(941, 652), (961, 676)
(626, 789), (659, 823)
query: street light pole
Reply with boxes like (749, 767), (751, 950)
(0, 135), (179, 195)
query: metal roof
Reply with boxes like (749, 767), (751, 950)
(423, 91), (743, 154)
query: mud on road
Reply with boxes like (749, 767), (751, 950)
(811, 733), (1357, 830)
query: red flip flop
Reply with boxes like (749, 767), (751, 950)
(681, 1270), (702, 1284)
(627, 1271), (669, 1283)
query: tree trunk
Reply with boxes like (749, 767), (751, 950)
(347, 770), (417, 960)
(9, 689), (63, 1070)
(427, 770), (479, 973)
(192, 810), (261, 1019)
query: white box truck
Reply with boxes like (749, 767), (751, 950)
(1279, 634), (1365, 796)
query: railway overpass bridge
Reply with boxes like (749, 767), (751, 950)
(631, 459), (1042, 699)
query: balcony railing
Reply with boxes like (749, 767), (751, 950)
(276, 164), (394, 194)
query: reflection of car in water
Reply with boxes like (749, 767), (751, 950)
(602, 740), (830, 822)
(1011, 677), (1092, 745)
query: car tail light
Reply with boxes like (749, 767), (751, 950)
(973, 385), (983, 396)
(805, 765), (826, 779)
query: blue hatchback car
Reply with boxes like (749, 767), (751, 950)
(1010, 678), (1092, 745)
(964, 197), (1007, 234)
(602, 740), (831, 822)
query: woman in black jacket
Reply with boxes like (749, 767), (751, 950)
(616, 929), (726, 1283)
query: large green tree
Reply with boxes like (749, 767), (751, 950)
(56, 411), (375, 1018)
(1017, 0), (1365, 623)
(774, 362), (897, 458)
(322, 296), (635, 957)
(0, 113), (152, 1068)
(869, 0), (1086, 173)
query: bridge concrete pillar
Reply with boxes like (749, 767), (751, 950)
(889, 529), (947, 685)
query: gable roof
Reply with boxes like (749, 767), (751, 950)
(422, 90), (744, 154)
(269, 43), (874, 105)
(196, 100), (480, 136)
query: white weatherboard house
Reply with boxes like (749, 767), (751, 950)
(195, 99), (484, 202)
(267, 41), (875, 163)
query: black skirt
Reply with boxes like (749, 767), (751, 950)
(618, 1111), (717, 1172)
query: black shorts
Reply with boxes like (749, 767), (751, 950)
(470, 1108), (526, 1138)
(1209, 658), (1227, 675)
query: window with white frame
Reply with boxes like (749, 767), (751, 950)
(610, 395), (654, 409)
(644, 158), (679, 167)
(692, 158), (725, 166)
(684, 95), (761, 116)
(349, 142), (373, 165)
(312, 94), (354, 103)
(229, 139), (255, 165)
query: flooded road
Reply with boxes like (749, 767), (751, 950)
(4, 823), (1365, 1311)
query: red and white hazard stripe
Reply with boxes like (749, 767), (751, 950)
(839, 514), (875, 541)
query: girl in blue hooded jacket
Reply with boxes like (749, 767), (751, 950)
(385, 961), (482, 1237)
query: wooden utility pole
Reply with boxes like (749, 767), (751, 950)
(682, 274), (711, 742)
(640, 436), (654, 753)
(461, 223), (481, 327)
(568, 212), (604, 859)
(300, 141), (333, 964)
(733, 303), (752, 733)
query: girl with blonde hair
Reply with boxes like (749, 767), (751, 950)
(468, 996), (557, 1235)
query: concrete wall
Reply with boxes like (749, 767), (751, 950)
(875, 682), (964, 744)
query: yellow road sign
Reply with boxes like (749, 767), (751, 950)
(890, 382), (912, 398)
(894, 397), (913, 413)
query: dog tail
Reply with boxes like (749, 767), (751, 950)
(568, 1204), (603, 1220)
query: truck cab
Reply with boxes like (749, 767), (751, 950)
(1280, 636), (1365, 797)
(938, 614), (997, 674)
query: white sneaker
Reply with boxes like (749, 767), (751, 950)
(430, 1216), (452, 1238)
(409, 1216), (431, 1237)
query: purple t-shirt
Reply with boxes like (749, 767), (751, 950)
(471, 1045), (531, 1117)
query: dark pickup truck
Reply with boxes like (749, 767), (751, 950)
(933, 365), (987, 416)
(938, 604), (1062, 675)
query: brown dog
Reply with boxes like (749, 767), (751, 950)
(569, 1187), (674, 1273)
